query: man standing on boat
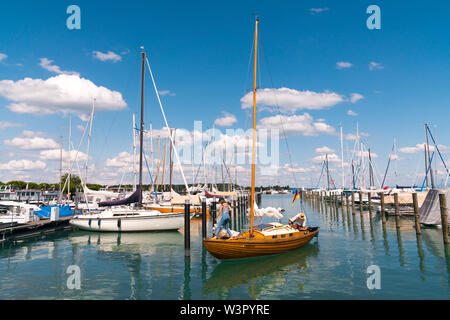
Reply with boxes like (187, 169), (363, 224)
(289, 213), (307, 230)
(213, 197), (233, 239)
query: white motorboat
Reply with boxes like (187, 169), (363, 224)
(0, 201), (40, 224)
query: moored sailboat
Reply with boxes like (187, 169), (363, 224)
(70, 48), (190, 232)
(203, 18), (318, 259)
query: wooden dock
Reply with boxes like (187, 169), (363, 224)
(0, 217), (73, 243)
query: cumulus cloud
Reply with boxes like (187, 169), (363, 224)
(214, 112), (237, 127)
(0, 159), (46, 171)
(92, 51), (122, 62)
(399, 143), (450, 154)
(39, 58), (79, 76)
(345, 132), (370, 140)
(258, 113), (336, 137)
(241, 88), (345, 113)
(369, 62), (384, 71)
(0, 121), (23, 130)
(310, 7), (329, 14)
(159, 90), (176, 96)
(336, 61), (352, 69)
(347, 110), (358, 116)
(0, 74), (127, 116)
(39, 148), (88, 162)
(312, 153), (341, 163)
(0, 53), (7, 62)
(350, 93), (364, 103)
(315, 146), (335, 154)
(4, 131), (59, 150)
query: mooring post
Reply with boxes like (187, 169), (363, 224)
(351, 191), (355, 214)
(439, 193), (449, 244)
(412, 193), (421, 235)
(368, 192), (373, 218)
(201, 198), (207, 239)
(394, 193), (400, 229)
(211, 198), (217, 229)
(359, 191), (364, 214)
(184, 199), (191, 257)
(345, 192), (349, 214)
(380, 192), (386, 224)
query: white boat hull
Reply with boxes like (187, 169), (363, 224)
(70, 211), (186, 232)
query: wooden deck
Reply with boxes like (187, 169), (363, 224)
(0, 217), (74, 243)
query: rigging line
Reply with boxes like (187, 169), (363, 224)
(144, 55), (190, 195)
(426, 126), (450, 178)
(259, 32), (299, 189)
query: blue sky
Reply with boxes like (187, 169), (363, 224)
(0, 0), (449, 188)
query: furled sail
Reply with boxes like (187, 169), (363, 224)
(98, 187), (142, 207)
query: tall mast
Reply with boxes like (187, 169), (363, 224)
(59, 135), (62, 205)
(138, 48), (146, 206)
(340, 124), (345, 189)
(250, 17), (258, 237)
(326, 154), (330, 190)
(425, 123), (435, 188)
(132, 113), (137, 191)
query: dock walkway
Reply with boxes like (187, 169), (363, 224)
(0, 217), (73, 243)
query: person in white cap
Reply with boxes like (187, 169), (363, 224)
(289, 213), (307, 230)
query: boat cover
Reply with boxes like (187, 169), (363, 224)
(35, 205), (73, 218)
(420, 188), (450, 226)
(98, 187), (141, 207)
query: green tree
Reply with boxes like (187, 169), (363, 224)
(60, 173), (82, 197)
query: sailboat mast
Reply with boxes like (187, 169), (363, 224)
(250, 17), (259, 237)
(138, 48), (146, 206)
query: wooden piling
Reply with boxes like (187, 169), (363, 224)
(359, 191), (363, 214)
(201, 198), (207, 239)
(368, 192), (373, 218)
(211, 198), (217, 228)
(439, 193), (449, 244)
(412, 193), (421, 235)
(351, 191), (355, 214)
(379, 192), (386, 224)
(184, 199), (191, 257)
(394, 193), (400, 229)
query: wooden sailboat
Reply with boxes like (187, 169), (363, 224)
(203, 18), (318, 260)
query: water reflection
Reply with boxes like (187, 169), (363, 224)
(203, 242), (319, 299)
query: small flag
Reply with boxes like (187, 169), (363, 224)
(291, 190), (300, 206)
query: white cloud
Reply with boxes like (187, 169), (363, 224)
(214, 112), (237, 127)
(0, 74), (127, 116)
(315, 146), (335, 154)
(310, 7), (329, 14)
(39, 58), (79, 76)
(92, 51), (122, 62)
(159, 90), (176, 96)
(105, 151), (134, 168)
(350, 93), (364, 103)
(347, 110), (358, 116)
(4, 131), (59, 150)
(369, 62), (384, 71)
(345, 132), (370, 140)
(0, 159), (46, 171)
(258, 113), (336, 137)
(0, 53), (7, 62)
(399, 143), (450, 154)
(241, 88), (345, 113)
(0, 121), (23, 130)
(39, 148), (88, 162)
(336, 61), (352, 69)
(312, 153), (341, 163)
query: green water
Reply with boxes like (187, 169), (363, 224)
(0, 194), (449, 299)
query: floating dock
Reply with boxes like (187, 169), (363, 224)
(0, 217), (73, 243)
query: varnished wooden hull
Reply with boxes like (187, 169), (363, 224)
(203, 229), (319, 260)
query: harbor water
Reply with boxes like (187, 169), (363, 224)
(0, 194), (449, 299)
